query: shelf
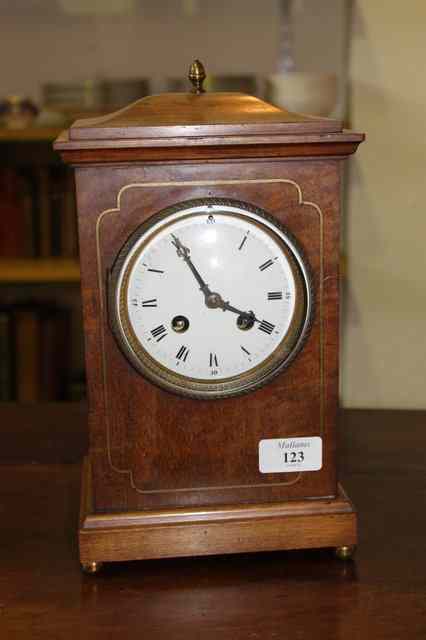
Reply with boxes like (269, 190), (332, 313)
(0, 127), (64, 142)
(0, 259), (80, 283)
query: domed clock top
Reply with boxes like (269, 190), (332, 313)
(56, 60), (343, 145)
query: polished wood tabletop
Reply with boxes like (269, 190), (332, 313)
(1, 406), (425, 639)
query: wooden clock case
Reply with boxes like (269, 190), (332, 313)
(55, 82), (364, 571)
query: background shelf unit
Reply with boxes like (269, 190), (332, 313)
(0, 133), (84, 403)
(0, 259), (80, 284)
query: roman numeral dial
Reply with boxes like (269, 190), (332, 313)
(238, 232), (249, 251)
(150, 325), (167, 342)
(142, 298), (158, 308)
(176, 345), (190, 362)
(268, 291), (283, 300)
(258, 320), (276, 335)
(209, 353), (219, 367)
(115, 200), (311, 398)
(259, 257), (278, 271)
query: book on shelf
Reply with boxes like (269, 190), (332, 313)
(0, 166), (78, 261)
(0, 169), (28, 257)
(60, 170), (79, 258)
(39, 305), (71, 402)
(0, 302), (76, 403)
(15, 306), (40, 402)
(0, 309), (14, 401)
(36, 167), (52, 258)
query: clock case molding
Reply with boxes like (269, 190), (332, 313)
(55, 89), (364, 565)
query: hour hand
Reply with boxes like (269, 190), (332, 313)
(221, 301), (258, 325)
(205, 293), (258, 325)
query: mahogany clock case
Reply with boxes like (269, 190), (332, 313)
(55, 87), (364, 563)
(73, 159), (340, 513)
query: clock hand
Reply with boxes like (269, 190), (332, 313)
(220, 300), (258, 321)
(171, 234), (258, 324)
(171, 234), (212, 296)
(203, 291), (259, 323)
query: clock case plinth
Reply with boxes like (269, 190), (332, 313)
(80, 456), (356, 564)
(55, 87), (364, 568)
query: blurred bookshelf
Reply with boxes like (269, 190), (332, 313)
(0, 258), (80, 284)
(0, 132), (85, 404)
(0, 126), (62, 142)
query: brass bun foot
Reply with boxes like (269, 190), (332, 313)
(81, 561), (103, 575)
(335, 545), (356, 560)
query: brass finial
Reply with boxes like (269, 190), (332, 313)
(189, 59), (206, 94)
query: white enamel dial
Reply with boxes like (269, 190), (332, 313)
(110, 199), (312, 399)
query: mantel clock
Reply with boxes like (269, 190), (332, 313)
(55, 61), (364, 573)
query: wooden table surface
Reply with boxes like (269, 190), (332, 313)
(0, 406), (425, 639)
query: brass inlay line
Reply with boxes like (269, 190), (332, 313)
(95, 178), (324, 495)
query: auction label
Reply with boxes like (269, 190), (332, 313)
(259, 437), (322, 473)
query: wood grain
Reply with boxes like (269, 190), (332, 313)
(57, 140), (362, 164)
(80, 457), (356, 563)
(80, 511), (356, 563)
(68, 92), (342, 141)
(73, 161), (340, 512)
(54, 92), (363, 162)
(0, 402), (87, 464)
(1, 409), (425, 639)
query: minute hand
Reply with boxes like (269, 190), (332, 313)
(171, 234), (211, 296)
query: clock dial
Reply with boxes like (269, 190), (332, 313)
(110, 199), (313, 398)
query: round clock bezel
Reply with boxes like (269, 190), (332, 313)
(108, 198), (314, 399)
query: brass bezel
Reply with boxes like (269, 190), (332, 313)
(109, 198), (314, 399)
